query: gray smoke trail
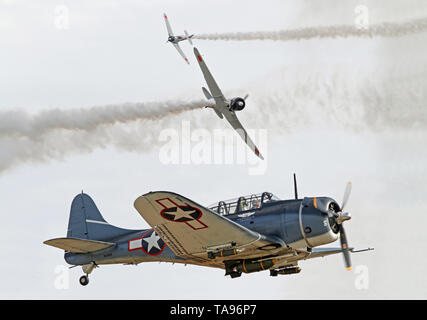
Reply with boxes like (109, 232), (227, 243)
(0, 107), (211, 174)
(196, 16), (427, 41)
(225, 62), (427, 134)
(2, 55), (427, 175)
(0, 99), (207, 138)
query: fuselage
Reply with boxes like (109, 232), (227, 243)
(168, 35), (186, 44)
(64, 196), (340, 267)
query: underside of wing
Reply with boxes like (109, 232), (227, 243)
(222, 111), (264, 160)
(44, 237), (115, 253)
(173, 43), (189, 64)
(163, 13), (173, 36)
(133, 191), (284, 265)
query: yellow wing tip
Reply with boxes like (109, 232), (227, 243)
(346, 267), (352, 271)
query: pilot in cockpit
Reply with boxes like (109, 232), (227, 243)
(262, 192), (273, 203)
(238, 197), (249, 212)
(252, 199), (261, 209)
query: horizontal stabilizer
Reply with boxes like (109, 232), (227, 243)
(185, 30), (193, 45)
(202, 87), (212, 100)
(43, 237), (115, 253)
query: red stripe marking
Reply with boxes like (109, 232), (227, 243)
(255, 147), (260, 156)
(197, 55), (203, 62)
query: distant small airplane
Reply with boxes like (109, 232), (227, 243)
(194, 47), (264, 159)
(163, 13), (194, 64)
(44, 175), (372, 285)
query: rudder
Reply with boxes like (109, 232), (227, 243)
(67, 193), (134, 242)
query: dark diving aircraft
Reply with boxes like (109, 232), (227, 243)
(44, 175), (372, 285)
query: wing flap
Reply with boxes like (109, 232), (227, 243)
(43, 237), (115, 253)
(134, 191), (284, 259)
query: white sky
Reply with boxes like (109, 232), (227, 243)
(1, 0), (427, 299)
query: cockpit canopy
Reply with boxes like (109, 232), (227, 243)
(208, 192), (280, 216)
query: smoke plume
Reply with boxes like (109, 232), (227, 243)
(0, 99), (206, 139)
(195, 16), (427, 42)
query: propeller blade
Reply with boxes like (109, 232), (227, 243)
(340, 225), (352, 271)
(243, 94), (249, 100)
(341, 181), (352, 211)
(293, 173), (298, 200)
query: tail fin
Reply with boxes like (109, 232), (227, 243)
(66, 193), (134, 242)
(185, 30), (193, 45)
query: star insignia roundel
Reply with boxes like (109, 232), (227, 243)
(128, 229), (165, 256)
(161, 205), (202, 222)
(141, 230), (165, 255)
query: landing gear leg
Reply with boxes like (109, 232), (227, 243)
(79, 262), (96, 286)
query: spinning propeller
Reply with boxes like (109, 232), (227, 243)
(293, 174), (356, 271)
(334, 182), (353, 271)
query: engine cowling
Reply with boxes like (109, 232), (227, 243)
(229, 97), (245, 111)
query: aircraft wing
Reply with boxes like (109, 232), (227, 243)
(134, 191), (285, 263)
(173, 43), (190, 64)
(305, 247), (373, 259)
(163, 13), (173, 36)
(193, 47), (226, 105)
(222, 111), (264, 160)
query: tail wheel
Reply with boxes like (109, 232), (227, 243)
(79, 275), (89, 286)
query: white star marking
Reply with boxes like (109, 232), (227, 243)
(143, 232), (162, 252)
(172, 206), (196, 221)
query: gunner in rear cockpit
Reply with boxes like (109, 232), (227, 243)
(238, 197), (248, 212)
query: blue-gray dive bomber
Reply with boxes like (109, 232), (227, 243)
(44, 175), (373, 285)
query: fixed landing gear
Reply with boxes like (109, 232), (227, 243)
(79, 275), (89, 286)
(79, 262), (96, 286)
